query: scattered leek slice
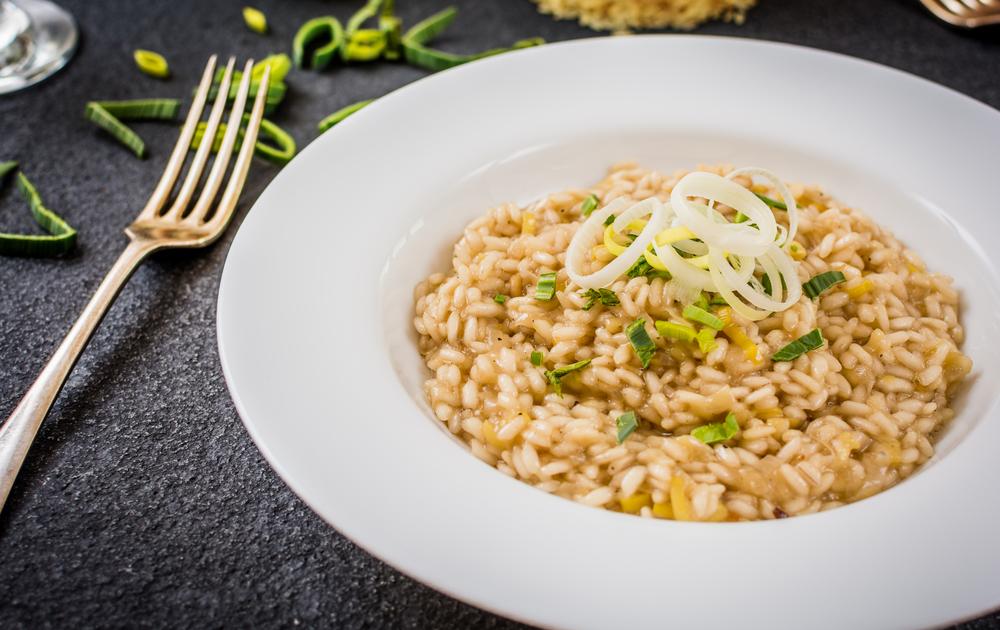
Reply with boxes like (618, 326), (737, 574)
(535, 272), (557, 301)
(243, 6), (268, 34)
(293, 16), (345, 70)
(626, 318), (656, 369)
(772, 328), (825, 362)
(530, 351), (543, 366)
(655, 320), (696, 343)
(317, 99), (373, 132)
(493, 294), (508, 305)
(580, 194), (599, 217)
(616, 411), (638, 444)
(754, 192), (787, 211)
(133, 49), (170, 79)
(251, 54), (292, 84)
(206, 68), (287, 114)
(682, 304), (724, 330)
(802, 270), (846, 299)
(380, 14), (403, 60)
(0, 164), (77, 257)
(84, 99), (180, 158)
(346, 0), (384, 35)
(191, 115), (296, 166)
(625, 256), (670, 280)
(694, 327), (718, 354)
(580, 288), (618, 311)
(544, 359), (591, 396)
(691, 412), (739, 444)
(343, 28), (388, 62)
(602, 214), (616, 227)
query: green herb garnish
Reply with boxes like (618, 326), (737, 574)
(535, 272), (557, 301)
(580, 194), (599, 217)
(530, 351), (543, 366)
(754, 192), (788, 211)
(580, 288), (619, 311)
(772, 328), (825, 362)
(544, 359), (591, 396)
(655, 320), (696, 343)
(802, 270), (846, 299)
(691, 412), (740, 444)
(616, 411), (638, 444)
(0, 164), (77, 257)
(682, 304), (724, 330)
(626, 319), (656, 369)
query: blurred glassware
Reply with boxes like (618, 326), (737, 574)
(0, 0), (76, 95)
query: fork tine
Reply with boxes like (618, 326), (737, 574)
(137, 55), (218, 220)
(206, 66), (271, 233)
(161, 56), (237, 220)
(183, 59), (255, 225)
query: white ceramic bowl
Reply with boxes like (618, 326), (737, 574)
(218, 36), (1000, 629)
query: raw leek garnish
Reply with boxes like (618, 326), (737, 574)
(493, 293), (508, 304)
(694, 327), (717, 354)
(133, 49), (170, 79)
(616, 410), (638, 444)
(293, 16), (345, 70)
(603, 214), (616, 227)
(207, 59), (288, 114)
(760, 272), (787, 297)
(84, 99), (180, 158)
(580, 288), (618, 311)
(318, 99), (373, 132)
(655, 320), (696, 343)
(771, 328), (825, 362)
(535, 272), (557, 301)
(754, 192), (787, 211)
(530, 351), (543, 366)
(580, 194), (599, 217)
(346, 0), (384, 35)
(544, 359), (591, 396)
(0, 163), (77, 257)
(344, 28), (388, 62)
(802, 270), (846, 299)
(243, 6), (268, 34)
(626, 318), (656, 369)
(691, 412), (739, 444)
(380, 0), (403, 61)
(625, 256), (670, 280)
(682, 304), (724, 330)
(191, 115), (297, 166)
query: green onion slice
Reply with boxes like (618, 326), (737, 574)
(544, 359), (591, 396)
(691, 412), (740, 444)
(655, 320), (696, 343)
(754, 192), (788, 211)
(493, 293), (508, 305)
(84, 100), (180, 158)
(626, 318), (656, 369)
(802, 270), (846, 299)
(293, 16), (345, 70)
(535, 272), (557, 301)
(771, 328), (825, 362)
(616, 411), (638, 444)
(580, 194), (599, 217)
(0, 165), (77, 257)
(530, 351), (543, 366)
(133, 49), (170, 79)
(243, 6), (268, 34)
(580, 288), (618, 311)
(317, 99), (373, 132)
(343, 28), (388, 62)
(682, 304), (724, 330)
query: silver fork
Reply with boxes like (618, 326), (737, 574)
(919, 0), (1000, 27)
(0, 55), (270, 513)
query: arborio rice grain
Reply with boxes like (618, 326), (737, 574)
(413, 163), (972, 521)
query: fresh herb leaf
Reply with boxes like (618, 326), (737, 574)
(493, 294), (508, 305)
(535, 272), (557, 301)
(655, 320), (696, 343)
(803, 270), (847, 299)
(625, 257), (671, 280)
(544, 359), (591, 396)
(682, 304), (724, 330)
(772, 328), (825, 362)
(580, 288), (619, 311)
(626, 319), (656, 369)
(754, 192), (787, 210)
(691, 412), (740, 444)
(580, 194), (599, 217)
(616, 411), (638, 444)
(530, 351), (543, 366)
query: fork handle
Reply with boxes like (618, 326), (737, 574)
(0, 238), (157, 514)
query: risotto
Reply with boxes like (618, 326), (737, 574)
(412, 163), (971, 521)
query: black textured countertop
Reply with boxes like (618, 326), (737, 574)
(1, 0), (998, 627)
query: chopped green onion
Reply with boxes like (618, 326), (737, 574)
(691, 412), (740, 444)
(535, 272), (557, 301)
(772, 328), (825, 362)
(530, 351), (543, 366)
(243, 6), (268, 34)
(343, 28), (388, 62)
(84, 100), (180, 158)
(655, 320), (696, 343)
(626, 319), (656, 369)
(616, 411), (638, 444)
(754, 192), (787, 210)
(493, 294), (508, 305)
(318, 99), (374, 133)
(580, 194), (599, 217)
(580, 288), (619, 311)
(293, 16), (345, 70)
(625, 256), (671, 280)
(603, 214), (616, 227)
(544, 359), (591, 396)
(0, 165), (77, 257)
(133, 49), (169, 79)
(694, 328), (717, 354)
(682, 304), (724, 330)
(803, 270), (847, 299)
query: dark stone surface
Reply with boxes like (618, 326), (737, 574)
(0, 0), (998, 627)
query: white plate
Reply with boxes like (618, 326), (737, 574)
(218, 36), (1000, 629)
